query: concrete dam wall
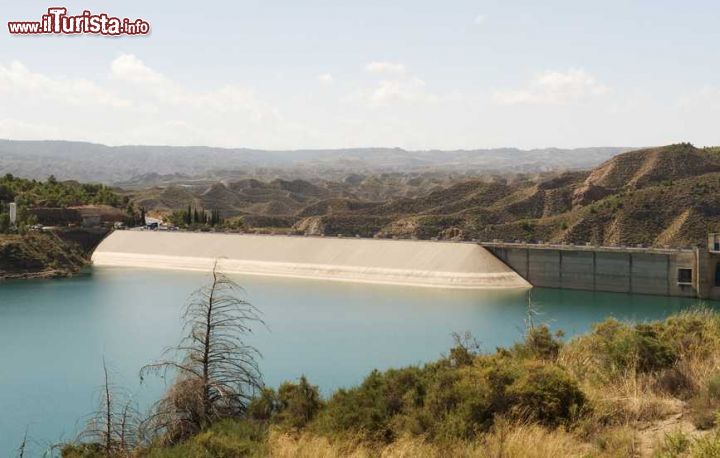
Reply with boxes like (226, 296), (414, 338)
(483, 242), (702, 298)
(92, 231), (531, 289)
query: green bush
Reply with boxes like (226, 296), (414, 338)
(515, 325), (562, 360)
(708, 373), (720, 399)
(61, 444), (105, 458)
(275, 376), (323, 429)
(691, 431), (720, 458)
(246, 388), (280, 421)
(315, 367), (426, 441)
(144, 419), (267, 458)
(425, 370), (494, 440)
(657, 430), (691, 457)
(313, 350), (586, 442)
(660, 309), (720, 359)
(634, 324), (677, 373)
(505, 362), (585, 426)
(570, 319), (678, 379)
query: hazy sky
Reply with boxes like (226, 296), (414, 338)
(1, 0), (719, 149)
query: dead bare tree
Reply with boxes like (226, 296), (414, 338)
(75, 358), (140, 457)
(140, 262), (264, 443)
(16, 427), (28, 458)
(525, 290), (539, 331)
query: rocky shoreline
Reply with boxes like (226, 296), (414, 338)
(0, 232), (91, 281)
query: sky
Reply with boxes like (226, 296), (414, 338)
(0, 0), (719, 150)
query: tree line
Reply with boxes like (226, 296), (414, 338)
(0, 174), (124, 233)
(167, 205), (224, 228)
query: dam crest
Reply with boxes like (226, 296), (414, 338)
(92, 231), (530, 289)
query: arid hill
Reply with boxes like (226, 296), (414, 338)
(130, 173), (480, 218)
(131, 144), (720, 248)
(288, 144), (720, 247)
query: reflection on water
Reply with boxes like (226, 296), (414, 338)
(0, 267), (713, 454)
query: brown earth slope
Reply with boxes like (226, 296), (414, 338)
(291, 144), (720, 247)
(0, 232), (89, 280)
(129, 143), (720, 248)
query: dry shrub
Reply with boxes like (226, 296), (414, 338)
(592, 425), (639, 457)
(268, 430), (372, 458)
(479, 418), (592, 458)
(690, 431), (720, 457)
(652, 365), (696, 398)
(558, 309), (720, 430)
(656, 429), (692, 457)
(581, 373), (680, 426)
(268, 421), (591, 458)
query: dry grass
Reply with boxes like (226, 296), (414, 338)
(267, 420), (593, 458)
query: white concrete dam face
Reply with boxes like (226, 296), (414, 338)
(92, 232), (531, 290)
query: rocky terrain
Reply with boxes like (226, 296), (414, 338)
(0, 232), (90, 280)
(130, 143), (720, 248)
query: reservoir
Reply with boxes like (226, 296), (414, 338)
(0, 267), (714, 455)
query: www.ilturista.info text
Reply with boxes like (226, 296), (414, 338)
(8, 8), (150, 36)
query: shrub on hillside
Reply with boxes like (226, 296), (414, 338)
(246, 388), (280, 422)
(315, 367), (426, 441)
(513, 325), (563, 361)
(505, 362), (585, 425)
(314, 352), (585, 442)
(423, 367), (494, 440)
(275, 376), (324, 429)
(634, 324), (677, 373)
(660, 309), (720, 359)
(562, 318), (680, 382)
(142, 419), (268, 458)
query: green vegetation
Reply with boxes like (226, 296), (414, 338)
(0, 174), (124, 279)
(0, 174), (122, 233)
(60, 305), (720, 457)
(0, 173), (120, 208)
(166, 205), (235, 230)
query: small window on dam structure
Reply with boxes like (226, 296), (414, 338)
(677, 268), (693, 285)
(716, 263), (720, 287)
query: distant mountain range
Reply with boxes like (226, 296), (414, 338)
(0, 140), (632, 184)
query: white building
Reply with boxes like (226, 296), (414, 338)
(9, 202), (16, 225)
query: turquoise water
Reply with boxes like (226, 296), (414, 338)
(0, 267), (713, 455)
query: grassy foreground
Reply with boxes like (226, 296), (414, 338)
(65, 308), (720, 457)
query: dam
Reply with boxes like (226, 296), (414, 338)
(92, 231), (531, 289)
(482, 240), (720, 299)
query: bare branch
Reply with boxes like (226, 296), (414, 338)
(140, 261), (264, 444)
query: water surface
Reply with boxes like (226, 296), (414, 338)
(0, 267), (713, 455)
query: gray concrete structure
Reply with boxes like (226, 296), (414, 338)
(482, 242), (701, 298)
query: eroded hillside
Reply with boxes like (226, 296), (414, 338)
(131, 144), (720, 248)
